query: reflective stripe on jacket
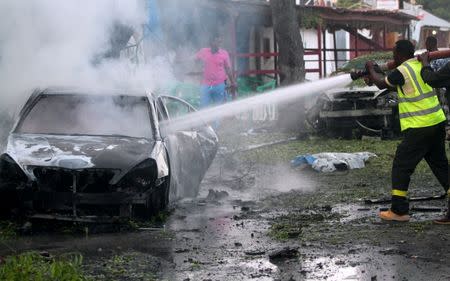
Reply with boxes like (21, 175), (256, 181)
(396, 58), (446, 131)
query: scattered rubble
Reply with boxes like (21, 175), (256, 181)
(269, 247), (299, 261)
(206, 189), (229, 201)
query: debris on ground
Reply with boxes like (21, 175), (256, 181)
(365, 194), (446, 204)
(206, 189), (229, 201)
(269, 246), (299, 261)
(291, 152), (376, 172)
(411, 206), (443, 212)
(244, 250), (266, 256)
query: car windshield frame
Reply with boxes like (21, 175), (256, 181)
(15, 93), (156, 139)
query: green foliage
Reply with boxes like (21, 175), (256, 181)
(299, 10), (323, 29)
(417, 0), (450, 21)
(0, 252), (90, 281)
(149, 210), (170, 226)
(336, 0), (361, 9)
(86, 252), (159, 281)
(334, 51), (393, 86)
(338, 51), (393, 72)
(0, 221), (17, 240)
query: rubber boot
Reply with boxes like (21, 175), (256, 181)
(434, 199), (450, 225)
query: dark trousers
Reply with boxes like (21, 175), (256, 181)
(391, 121), (449, 215)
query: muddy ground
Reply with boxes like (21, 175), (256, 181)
(1, 132), (450, 281)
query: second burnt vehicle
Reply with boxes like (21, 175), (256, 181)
(0, 88), (218, 222)
(306, 86), (400, 139)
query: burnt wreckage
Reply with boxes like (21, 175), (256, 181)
(0, 89), (218, 221)
(306, 87), (399, 139)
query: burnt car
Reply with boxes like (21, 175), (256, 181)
(306, 86), (399, 139)
(0, 88), (217, 221)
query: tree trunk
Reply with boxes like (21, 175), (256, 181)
(270, 0), (307, 134)
(270, 0), (305, 85)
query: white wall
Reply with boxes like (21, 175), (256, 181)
(249, 26), (349, 82)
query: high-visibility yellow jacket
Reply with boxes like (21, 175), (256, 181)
(395, 58), (446, 131)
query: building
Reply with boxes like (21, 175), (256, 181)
(402, 2), (450, 49)
(123, 0), (415, 82)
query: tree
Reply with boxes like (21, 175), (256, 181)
(416, 0), (450, 22)
(270, 0), (305, 85)
(270, 0), (306, 133)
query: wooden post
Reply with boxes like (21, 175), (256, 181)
(317, 25), (322, 78)
(355, 28), (359, 57)
(333, 29), (338, 71)
(228, 11), (238, 99)
(255, 27), (262, 81)
(323, 27), (327, 77)
(273, 30), (278, 85)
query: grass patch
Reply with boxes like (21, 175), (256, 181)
(243, 138), (399, 164)
(0, 221), (17, 240)
(241, 136), (450, 248)
(0, 252), (90, 281)
(86, 252), (160, 281)
(246, 137), (448, 205)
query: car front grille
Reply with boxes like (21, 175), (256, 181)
(33, 167), (117, 193)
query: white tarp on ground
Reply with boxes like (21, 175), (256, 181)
(291, 152), (377, 173)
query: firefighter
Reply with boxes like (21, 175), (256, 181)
(418, 52), (450, 224)
(364, 40), (449, 222)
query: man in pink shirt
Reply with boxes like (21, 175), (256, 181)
(196, 34), (236, 108)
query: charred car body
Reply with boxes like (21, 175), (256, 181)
(0, 89), (218, 221)
(306, 87), (400, 139)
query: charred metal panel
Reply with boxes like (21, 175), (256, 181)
(307, 87), (399, 139)
(150, 141), (169, 179)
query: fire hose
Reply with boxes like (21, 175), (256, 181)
(350, 49), (450, 80)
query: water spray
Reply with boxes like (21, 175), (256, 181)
(350, 49), (450, 81)
(167, 74), (352, 132)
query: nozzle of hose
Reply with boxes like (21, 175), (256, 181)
(350, 70), (369, 81)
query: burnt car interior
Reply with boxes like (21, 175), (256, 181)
(16, 94), (154, 139)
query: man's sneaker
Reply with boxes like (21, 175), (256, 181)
(379, 209), (410, 222)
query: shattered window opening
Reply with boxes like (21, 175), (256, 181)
(16, 94), (154, 139)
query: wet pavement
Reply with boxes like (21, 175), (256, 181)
(1, 152), (450, 281)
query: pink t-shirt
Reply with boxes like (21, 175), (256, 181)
(196, 48), (231, 86)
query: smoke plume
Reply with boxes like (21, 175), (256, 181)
(0, 0), (174, 150)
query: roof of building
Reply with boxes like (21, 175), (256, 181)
(404, 9), (450, 31)
(402, 2), (450, 31)
(203, 0), (416, 30)
(305, 6), (416, 31)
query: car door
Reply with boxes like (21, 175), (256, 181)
(157, 95), (218, 198)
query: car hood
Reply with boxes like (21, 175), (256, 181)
(7, 134), (154, 174)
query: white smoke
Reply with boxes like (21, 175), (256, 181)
(0, 0), (175, 150)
